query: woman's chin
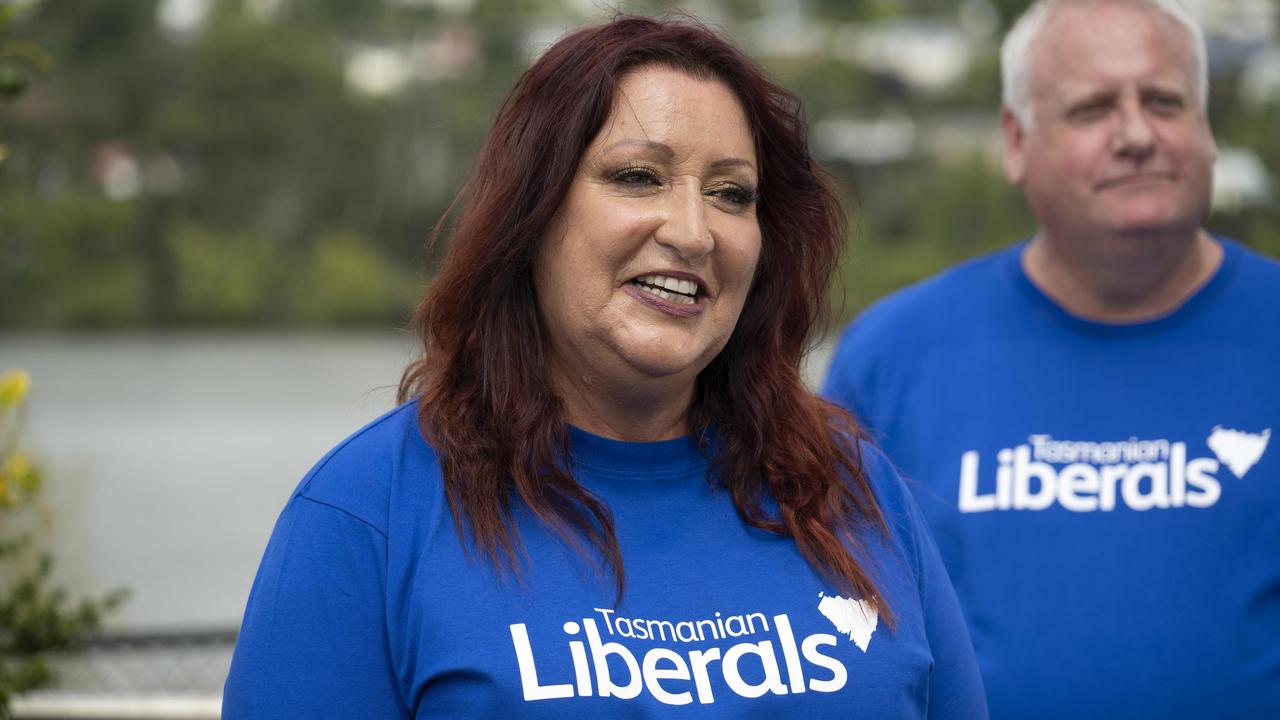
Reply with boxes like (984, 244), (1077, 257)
(614, 345), (719, 386)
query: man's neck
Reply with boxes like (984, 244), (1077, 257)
(1022, 228), (1223, 323)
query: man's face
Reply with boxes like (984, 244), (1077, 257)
(1002, 2), (1217, 247)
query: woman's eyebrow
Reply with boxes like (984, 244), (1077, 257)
(600, 139), (676, 158)
(711, 157), (756, 173)
(598, 140), (755, 174)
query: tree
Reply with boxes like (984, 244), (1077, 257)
(0, 0), (53, 165)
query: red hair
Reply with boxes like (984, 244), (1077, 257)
(399, 15), (891, 623)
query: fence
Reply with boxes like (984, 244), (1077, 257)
(10, 629), (234, 720)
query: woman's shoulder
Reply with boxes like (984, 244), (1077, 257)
(292, 400), (441, 537)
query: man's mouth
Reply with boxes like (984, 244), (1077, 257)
(631, 274), (701, 305)
(1098, 172), (1174, 190)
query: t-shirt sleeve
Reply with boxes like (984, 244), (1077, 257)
(861, 445), (987, 719)
(909, 484), (988, 719)
(222, 495), (409, 719)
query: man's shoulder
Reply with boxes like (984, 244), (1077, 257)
(294, 401), (439, 535)
(1228, 238), (1280, 283)
(823, 244), (1022, 408)
(839, 244), (1020, 348)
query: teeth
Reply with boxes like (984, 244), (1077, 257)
(634, 278), (697, 305)
(635, 274), (699, 300)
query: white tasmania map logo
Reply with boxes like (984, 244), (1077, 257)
(816, 593), (878, 652)
(1207, 426), (1271, 477)
(957, 426), (1271, 513)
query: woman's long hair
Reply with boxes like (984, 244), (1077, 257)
(399, 15), (891, 624)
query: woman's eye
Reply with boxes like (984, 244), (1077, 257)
(709, 184), (758, 210)
(611, 167), (660, 187)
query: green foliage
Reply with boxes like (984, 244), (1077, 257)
(836, 153), (1032, 313)
(0, 370), (128, 711)
(0, 2), (52, 97)
(0, 0), (1276, 327)
(0, 0), (53, 167)
(0, 190), (146, 327)
(165, 222), (281, 325)
(285, 230), (420, 327)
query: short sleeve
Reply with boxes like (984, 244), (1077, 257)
(860, 446), (987, 719)
(222, 495), (409, 719)
(908, 484), (988, 719)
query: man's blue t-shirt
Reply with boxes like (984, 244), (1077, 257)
(823, 238), (1280, 718)
(223, 404), (987, 718)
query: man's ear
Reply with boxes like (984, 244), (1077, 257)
(1001, 106), (1027, 185)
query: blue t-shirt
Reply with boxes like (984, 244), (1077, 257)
(823, 238), (1280, 719)
(223, 403), (987, 718)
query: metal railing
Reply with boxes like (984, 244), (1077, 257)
(10, 629), (235, 720)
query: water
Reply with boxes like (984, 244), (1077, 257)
(0, 332), (835, 632)
(0, 333), (415, 631)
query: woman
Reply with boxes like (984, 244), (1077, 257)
(223, 15), (986, 718)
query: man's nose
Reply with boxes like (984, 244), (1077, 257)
(1113, 102), (1157, 161)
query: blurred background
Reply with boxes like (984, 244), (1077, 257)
(0, 0), (1276, 715)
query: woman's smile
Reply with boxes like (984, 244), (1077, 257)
(624, 271), (709, 317)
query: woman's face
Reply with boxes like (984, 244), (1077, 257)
(535, 65), (762, 399)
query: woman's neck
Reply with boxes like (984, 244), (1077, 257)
(548, 363), (694, 442)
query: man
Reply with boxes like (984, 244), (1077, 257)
(823, 0), (1279, 717)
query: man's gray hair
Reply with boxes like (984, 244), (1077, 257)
(1000, 0), (1208, 128)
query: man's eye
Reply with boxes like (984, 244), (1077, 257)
(1068, 102), (1110, 122)
(1146, 94), (1185, 114)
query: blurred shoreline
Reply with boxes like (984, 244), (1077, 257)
(0, 330), (835, 631)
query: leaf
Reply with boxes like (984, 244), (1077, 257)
(0, 39), (54, 73)
(0, 64), (25, 99)
(0, 370), (29, 411)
